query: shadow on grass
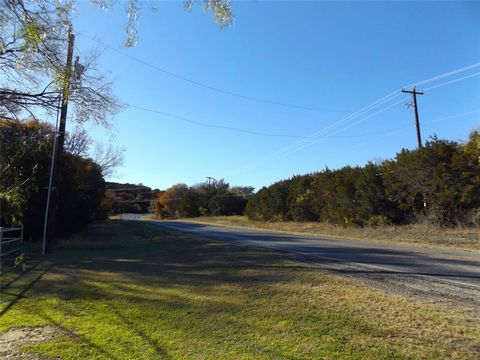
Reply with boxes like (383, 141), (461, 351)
(0, 262), (55, 316)
(0, 261), (41, 292)
(0, 220), (301, 357)
(38, 311), (122, 360)
(2, 220), (479, 359)
(110, 307), (174, 359)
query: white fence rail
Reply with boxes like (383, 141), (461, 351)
(0, 227), (24, 261)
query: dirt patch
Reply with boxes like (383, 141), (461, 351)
(0, 326), (65, 359)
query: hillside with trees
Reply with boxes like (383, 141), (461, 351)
(246, 131), (480, 228)
(104, 182), (159, 214)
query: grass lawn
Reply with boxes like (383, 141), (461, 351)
(172, 215), (480, 251)
(1, 220), (479, 359)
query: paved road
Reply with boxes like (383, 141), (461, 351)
(121, 215), (480, 313)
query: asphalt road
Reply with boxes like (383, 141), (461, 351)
(121, 214), (480, 313)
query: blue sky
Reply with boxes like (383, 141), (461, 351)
(71, 1), (480, 191)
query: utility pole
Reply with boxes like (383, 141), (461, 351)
(41, 98), (61, 255)
(401, 86), (424, 149)
(206, 176), (215, 186)
(44, 27), (75, 253)
(402, 86), (427, 213)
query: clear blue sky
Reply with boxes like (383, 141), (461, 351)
(71, 1), (480, 191)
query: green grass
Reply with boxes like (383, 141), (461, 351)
(1, 220), (479, 359)
(178, 215), (480, 251)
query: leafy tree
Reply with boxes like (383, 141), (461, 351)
(0, 117), (52, 229)
(246, 181), (290, 221)
(1, 0), (232, 120)
(208, 194), (245, 216)
(55, 155), (105, 234)
(0, 117), (108, 238)
(286, 175), (317, 222)
(0, 0), (120, 123)
(177, 188), (200, 218)
(353, 163), (394, 225)
(153, 183), (190, 218)
(246, 132), (480, 228)
(154, 179), (252, 218)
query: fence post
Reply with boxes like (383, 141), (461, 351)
(0, 228), (3, 274)
(20, 227), (24, 253)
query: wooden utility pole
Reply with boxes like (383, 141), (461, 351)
(402, 86), (427, 213)
(45, 28), (75, 252)
(401, 86), (424, 149)
(206, 176), (215, 186)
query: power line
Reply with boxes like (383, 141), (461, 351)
(277, 97), (408, 159)
(265, 63), (480, 159)
(263, 92), (404, 161)
(228, 63), (480, 175)
(131, 99), (438, 139)
(128, 103), (309, 138)
(348, 109), (480, 152)
(405, 62), (480, 88)
(227, 92), (404, 176)
(343, 109), (480, 139)
(80, 33), (360, 113)
(423, 71), (480, 92)
(80, 34), (480, 114)
(82, 33), (480, 142)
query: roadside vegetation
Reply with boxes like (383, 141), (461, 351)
(1, 220), (479, 359)
(104, 182), (160, 214)
(149, 133), (480, 250)
(0, 118), (111, 240)
(152, 179), (254, 219)
(246, 133), (480, 228)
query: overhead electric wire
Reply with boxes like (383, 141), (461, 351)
(338, 109), (480, 139)
(423, 71), (480, 92)
(123, 61), (479, 148)
(423, 109), (480, 124)
(127, 103), (308, 138)
(227, 92), (404, 176)
(228, 62), (480, 175)
(266, 63), (480, 159)
(404, 62), (480, 88)
(131, 100), (472, 140)
(281, 97), (409, 158)
(261, 91), (404, 161)
(80, 34), (480, 112)
(81, 33), (360, 113)
(348, 109), (480, 151)
(79, 34), (480, 168)
(80, 34), (480, 144)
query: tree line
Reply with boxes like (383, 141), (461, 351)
(0, 118), (113, 240)
(246, 132), (480, 227)
(153, 180), (254, 219)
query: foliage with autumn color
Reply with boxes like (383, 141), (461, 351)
(153, 180), (254, 219)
